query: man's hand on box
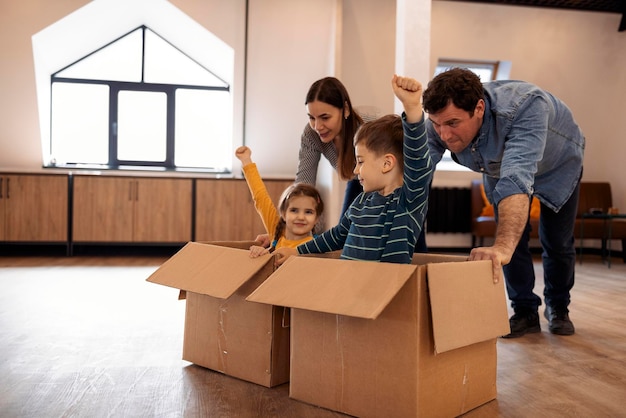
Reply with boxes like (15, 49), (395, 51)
(468, 246), (505, 284)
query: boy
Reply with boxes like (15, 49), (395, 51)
(274, 75), (432, 265)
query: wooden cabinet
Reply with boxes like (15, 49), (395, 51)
(195, 178), (293, 241)
(0, 173), (293, 248)
(0, 174), (68, 242)
(72, 176), (192, 243)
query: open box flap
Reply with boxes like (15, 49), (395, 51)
(412, 252), (468, 264)
(427, 259), (510, 353)
(146, 242), (273, 299)
(246, 256), (417, 319)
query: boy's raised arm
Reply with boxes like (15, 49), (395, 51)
(391, 75), (423, 123)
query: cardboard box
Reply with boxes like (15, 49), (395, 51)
(146, 241), (290, 387)
(246, 253), (510, 417)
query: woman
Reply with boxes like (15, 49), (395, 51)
(297, 76), (365, 216)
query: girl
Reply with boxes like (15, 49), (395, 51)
(235, 146), (324, 257)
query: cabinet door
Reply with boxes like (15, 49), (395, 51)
(195, 179), (256, 241)
(261, 178), (296, 236)
(2, 174), (68, 242)
(195, 178), (294, 242)
(133, 178), (192, 242)
(72, 176), (134, 242)
(264, 179), (294, 207)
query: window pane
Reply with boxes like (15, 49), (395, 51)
(175, 89), (232, 169)
(56, 28), (143, 82)
(144, 30), (228, 88)
(50, 82), (109, 165)
(435, 62), (494, 82)
(117, 91), (167, 162)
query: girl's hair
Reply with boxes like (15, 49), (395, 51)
(271, 183), (325, 251)
(354, 114), (404, 170)
(306, 77), (364, 181)
(422, 67), (484, 116)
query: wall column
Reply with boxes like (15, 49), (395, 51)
(394, 0), (431, 113)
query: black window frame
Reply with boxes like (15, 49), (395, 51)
(50, 25), (230, 171)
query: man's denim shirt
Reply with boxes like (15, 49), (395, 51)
(427, 80), (585, 212)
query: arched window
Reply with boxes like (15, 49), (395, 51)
(33, 0), (234, 172)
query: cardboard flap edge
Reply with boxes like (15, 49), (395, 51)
(247, 256), (417, 319)
(147, 241), (274, 298)
(427, 259), (510, 353)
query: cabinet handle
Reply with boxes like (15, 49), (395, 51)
(128, 181), (139, 201)
(0, 177), (2, 198)
(5, 178), (8, 199)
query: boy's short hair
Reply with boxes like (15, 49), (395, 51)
(354, 114), (403, 164)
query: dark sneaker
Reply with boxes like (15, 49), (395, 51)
(502, 310), (541, 338)
(544, 306), (575, 336)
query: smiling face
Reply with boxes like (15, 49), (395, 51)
(353, 143), (391, 195)
(306, 100), (345, 144)
(282, 195), (319, 241)
(428, 100), (485, 154)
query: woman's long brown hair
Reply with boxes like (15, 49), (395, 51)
(306, 77), (363, 180)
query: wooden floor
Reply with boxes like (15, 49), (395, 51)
(0, 251), (625, 418)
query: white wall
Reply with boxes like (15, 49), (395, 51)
(244, 0), (339, 177)
(244, 0), (401, 176)
(341, 0), (396, 116)
(244, 0), (403, 225)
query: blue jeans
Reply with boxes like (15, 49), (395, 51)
(503, 181), (580, 312)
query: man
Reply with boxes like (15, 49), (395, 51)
(423, 68), (585, 338)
